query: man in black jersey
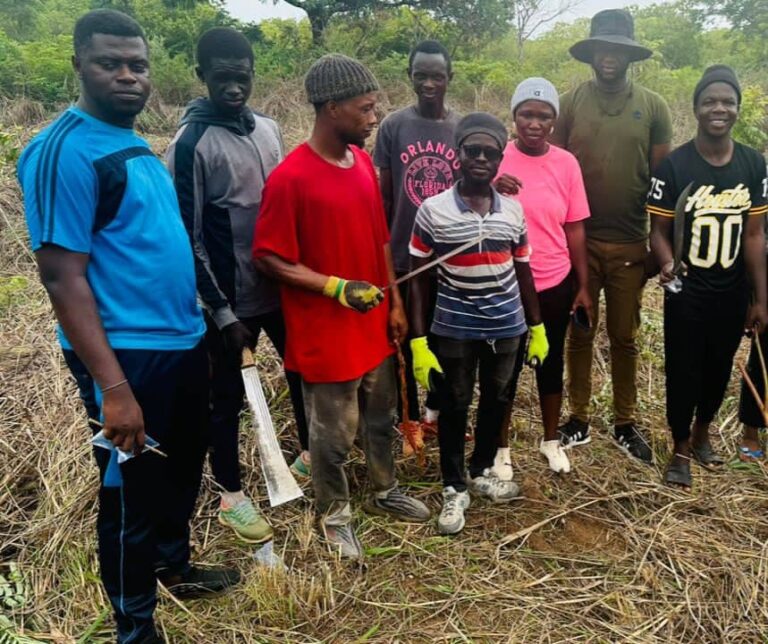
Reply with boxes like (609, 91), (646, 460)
(648, 65), (768, 490)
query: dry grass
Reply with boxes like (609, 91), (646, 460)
(1, 94), (767, 643)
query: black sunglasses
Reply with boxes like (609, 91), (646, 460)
(461, 144), (502, 162)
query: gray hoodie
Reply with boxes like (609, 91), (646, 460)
(167, 98), (283, 328)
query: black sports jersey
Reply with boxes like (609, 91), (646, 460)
(647, 140), (768, 295)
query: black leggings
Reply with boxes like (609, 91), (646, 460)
(739, 326), (768, 428)
(508, 273), (575, 407)
(206, 310), (308, 492)
(665, 287), (748, 442)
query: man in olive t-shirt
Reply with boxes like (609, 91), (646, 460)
(552, 9), (672, 463)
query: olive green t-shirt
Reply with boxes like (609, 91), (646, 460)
(552, 80), (673, 243)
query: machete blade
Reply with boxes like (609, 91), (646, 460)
(240, 349), (303, 507)
(384, 230), (493, 290)
(672, 181), (695, 276)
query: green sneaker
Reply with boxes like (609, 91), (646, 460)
(290, 452), (311, 479)
(218, 498), (272, 543)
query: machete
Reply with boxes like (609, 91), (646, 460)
(663, 181), (694, 294)
(383, 230), (493, 290)
(241, 349), (303, 507)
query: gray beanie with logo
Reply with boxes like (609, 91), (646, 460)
(304, 54), (380, 104)
(511, 77), (559, 117)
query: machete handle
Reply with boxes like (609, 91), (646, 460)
(241, 348), (255, 368)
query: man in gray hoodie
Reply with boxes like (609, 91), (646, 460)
(167, 27), (308, 543)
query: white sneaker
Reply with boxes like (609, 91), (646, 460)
(437, 486), (470, 535)
(424, 407), (439, 423)
(469, 468), (520, 503)
(539, 439), (571, 473)
(491, 447), (514, 481)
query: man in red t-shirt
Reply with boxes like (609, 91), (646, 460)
(253, 54), (430, 559)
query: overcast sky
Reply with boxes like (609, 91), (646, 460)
(225, 0), (667, 28)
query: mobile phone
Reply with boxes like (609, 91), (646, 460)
(428, 369), (446, 395)
(572, 306), (591, 330)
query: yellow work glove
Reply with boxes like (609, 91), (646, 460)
(323, 276), (384, 313)
(411, 336), (443, 391)
(527, 323), (549, 366)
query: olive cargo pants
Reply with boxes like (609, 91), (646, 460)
(566, 238), (648, 426)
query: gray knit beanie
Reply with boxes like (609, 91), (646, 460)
(455, 112), (508, 149)
(304, 54), (380, 104)
(511, 77), (559, 117)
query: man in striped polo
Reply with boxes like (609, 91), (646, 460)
(407, 113), (549, 535)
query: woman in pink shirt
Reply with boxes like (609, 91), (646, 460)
(496, 77), (592, 474)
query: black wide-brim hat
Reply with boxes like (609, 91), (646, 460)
(570, 8), (652, 63)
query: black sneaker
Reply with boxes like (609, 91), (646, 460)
(558, 417), (591, 449)
(138, 634), (165, 644)
(614, 424), (653, 464)
(159, 565), (241, 599)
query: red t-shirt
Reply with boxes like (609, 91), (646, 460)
(253, 142), (393, 383)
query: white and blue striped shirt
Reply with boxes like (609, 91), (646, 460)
(410, 184), (530, 340)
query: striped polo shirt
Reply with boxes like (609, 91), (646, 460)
(410, 183), (530, 340)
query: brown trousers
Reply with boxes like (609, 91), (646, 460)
(566, 238), (648, 426)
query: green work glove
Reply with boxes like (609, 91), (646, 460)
(411, 336), (443, 391)
(527, 323), (549, 366)
(323, 276), (384, 313)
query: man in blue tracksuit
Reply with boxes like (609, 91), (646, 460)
(17, 10), (237, 642)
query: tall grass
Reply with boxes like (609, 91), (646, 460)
(1, 90), (766, 642)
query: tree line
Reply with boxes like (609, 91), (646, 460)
(0, 0), (765, 149)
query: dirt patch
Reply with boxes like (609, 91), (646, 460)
(527, 513), (626, 558)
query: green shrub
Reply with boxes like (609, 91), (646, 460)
(733, 85), (768, 151)
(0, 128), (21, 165)
(17, 35), (76, 103)
(0, 32), (23, 97)
(253, 18), (315, 83)
(148, 37), (199, 104)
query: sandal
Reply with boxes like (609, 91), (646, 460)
(690, 441), (725, 467)
(664, 455), (692, 489)
(738, 445), (765, 462)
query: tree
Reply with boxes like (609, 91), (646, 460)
(512, 0), (581, 61)
(0, 0), (45, 40)
(264, 0), (515, 47)
(699, 0), (767, 38)
(92, 0), (236, 58)
(431, 0), (514, 56)
(690, 0), (768, 60)
(635, 2), (703, 69)
(266, 0), (380, 45)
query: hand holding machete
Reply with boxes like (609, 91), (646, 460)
(661, 181), (695, 294)
(222, 320), (256, 366)
(323, 276), (384, 313)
